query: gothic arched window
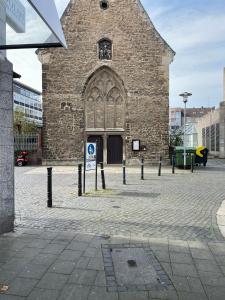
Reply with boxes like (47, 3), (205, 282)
(99, 39), (112, 60)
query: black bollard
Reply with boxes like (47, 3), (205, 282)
(141, 157), (144, 180)
(100, 162), (106, 190)
(191, 154), (194, 173)
(78, 164), (82, 196)
(47, 167), (52, 208)
(158, 156), (162, 176)
(123, 160), (126, 185)
(172, 155), (175, 174)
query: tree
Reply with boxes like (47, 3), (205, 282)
(169, 128), (183, 147)
(14, 110), (38, 134)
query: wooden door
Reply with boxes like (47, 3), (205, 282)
(107, 135), (123, 164)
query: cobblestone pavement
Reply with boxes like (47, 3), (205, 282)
(15, 159), (225, 241)
(0, 159), (224, 299)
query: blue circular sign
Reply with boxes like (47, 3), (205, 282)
(88, 144), (95, 155)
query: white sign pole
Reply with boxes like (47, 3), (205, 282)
(86, 143), (96, 171)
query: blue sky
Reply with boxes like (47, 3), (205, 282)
(7, 0), (225, 108)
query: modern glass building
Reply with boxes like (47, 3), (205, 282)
(13, 80), (42, 125)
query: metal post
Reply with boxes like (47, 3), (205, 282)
(78, 164), (82, 196)
(95, 141), (98, 191)
(158, 156), (162, 176)
(83, 142), (86, 194)
(123, 160), (126, 184)
(141, 157), (144, 180)
(100, 162), (106, 189)
(172, 155), (175, 174)
(47, 167), (52, 208)
(191, 154), (194, 173)
(184, 101), (186, 169)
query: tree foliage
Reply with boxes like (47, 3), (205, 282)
(14, 110), (38, 134)
(169, 128), (183, 147)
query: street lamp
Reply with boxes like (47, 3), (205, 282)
(179, 92), (192, 169)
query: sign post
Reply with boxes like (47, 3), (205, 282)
(85, 142), (97, 191)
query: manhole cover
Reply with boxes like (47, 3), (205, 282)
(102, 244), (173, 292)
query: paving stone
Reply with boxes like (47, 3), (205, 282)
(41, 243), (65, 255)
(194, 259), (221, 273)
(57, 284), (91, 300)
(190, 248), (214, 260)
(69, 269), (97, 285)
(204, 285), (225, 300)
(118, 291), (148, 300)
(0, 270), (17, 284)
(75, 257), (90, 269)
(58, 250), (83, 261)
(27, 239), (52, 249)
(208, 243), (225, 256)
(178, 291), (208, 300)
(27, 288), (60, 300)
(214, 255), (225, 266)
(83, 247), (99, 257)
(87, 257), (104, 271)
(170, 276), (190, 292)
(49, 260), (77, 274)
(199, 271), (225, 286)
(0, 295), (25, 300)
(18, 263), (49, 279)
(31, 253), (57, 266)
(1, 258), (30, 273)
(170, 252), (193, 264)
(14, 247), (41, 259)
(0, 251), (17, 263)
(149, 290), (178, 300)
(5, 277), (38, 297)
(94, 271), (107, 286)
(73, 234), (94, 243)
(38, 231), (59, 240)
(37, 273), (69, 290)
(187, 277), (205, 294)
(88, 287), (118, 300)
(66, 241), (89, 252)
(171, 263), (198, 277)
(153, 251), (170, 263)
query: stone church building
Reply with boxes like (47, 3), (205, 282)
(38, 0), (175, 165)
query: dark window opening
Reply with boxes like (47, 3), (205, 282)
(99, 39), (112, 60)
(100, 0), (109, 10)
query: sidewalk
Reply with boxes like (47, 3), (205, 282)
(1, 228), (225, 300)
(1, 159), (225, 299)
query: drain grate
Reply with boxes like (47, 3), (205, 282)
(102, 244), (173, 292)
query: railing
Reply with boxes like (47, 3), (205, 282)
(14, 133), (39, 151)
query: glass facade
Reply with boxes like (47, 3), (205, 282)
(13, 80), (42, 125)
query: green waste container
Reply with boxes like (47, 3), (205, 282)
(175, 147), (196, 168)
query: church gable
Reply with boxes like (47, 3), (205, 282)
(38, 0), (174, 164)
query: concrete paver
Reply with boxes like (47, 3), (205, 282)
(0, 159), (225, 299)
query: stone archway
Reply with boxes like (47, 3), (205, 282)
(84, 67), (126, 130)
(84, 67), (126, 164)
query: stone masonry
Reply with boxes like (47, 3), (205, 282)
(38, 0), (175, 165)
(0, 58), (14, 234)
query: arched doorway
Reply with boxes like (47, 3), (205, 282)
(84, 67), (126, 164)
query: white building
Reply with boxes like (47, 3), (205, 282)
(13, 80), (42, 125)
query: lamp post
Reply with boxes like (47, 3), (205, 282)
(179, 92), (192, 169)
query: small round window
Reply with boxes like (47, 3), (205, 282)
(100, 0), (109, 10)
